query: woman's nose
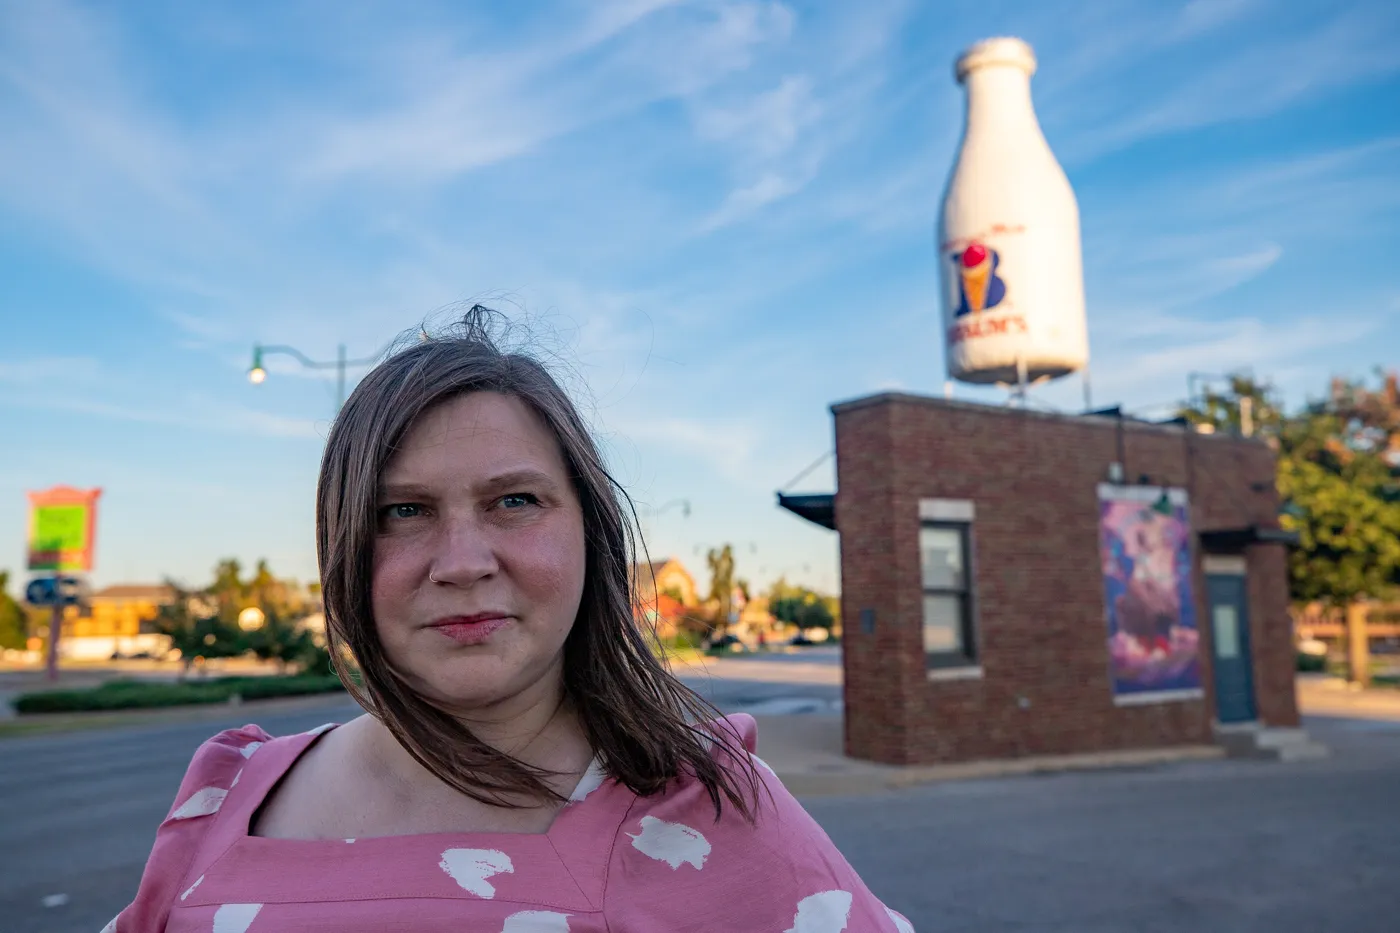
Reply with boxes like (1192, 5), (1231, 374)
(427, 515), (500, 586)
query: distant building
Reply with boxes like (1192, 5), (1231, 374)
(631, 558), (698, 607)
(58, 584), (176, 660)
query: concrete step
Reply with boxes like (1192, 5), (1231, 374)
(1276, 742), (1331, 762)
(1213, 724), (1330, 761)
(1254, 728), (1310, 748)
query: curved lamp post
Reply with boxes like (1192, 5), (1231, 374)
(249, 339), (397, 412)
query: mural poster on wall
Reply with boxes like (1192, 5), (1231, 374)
(1097, 484), (1203, 703)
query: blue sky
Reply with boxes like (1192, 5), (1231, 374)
(1, 0), (1397, 596)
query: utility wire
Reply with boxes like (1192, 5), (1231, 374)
(780, 450), (834, 491)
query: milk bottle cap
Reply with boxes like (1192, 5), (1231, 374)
(955, 37), (1036, 81)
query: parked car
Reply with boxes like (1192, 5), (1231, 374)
(707, 634), (747, 653)
(788, 628), (833, 647)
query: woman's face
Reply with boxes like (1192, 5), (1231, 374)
(371, 391), (587, 715)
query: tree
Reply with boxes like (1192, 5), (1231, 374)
(767, 577), (839, 631)
(1180, 371), (1400, 682)
(1179, 373), (1283, 438)
(1279, 455), (1400, 605)
(153, 579), (243, 678)
(208, 558), (248, 626)
(0, 570), (28, 651)
(705, 545), (736, 632)
(1179, 371), (1400, 606)
(244, 615), (316, 673)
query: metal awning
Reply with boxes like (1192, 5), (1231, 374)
(1199, 525), (1300, 551)
(776, 492), (835, 530)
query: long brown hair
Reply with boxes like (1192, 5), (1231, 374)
(316, 306), (764, 823)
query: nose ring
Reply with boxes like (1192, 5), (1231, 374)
(429, 570), (441, 584)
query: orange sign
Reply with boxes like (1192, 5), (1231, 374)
(27, 486), (102, 572)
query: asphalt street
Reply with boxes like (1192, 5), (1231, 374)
(2, 653), (1398, 933)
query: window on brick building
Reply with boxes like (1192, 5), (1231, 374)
(920, 522), (976, 668)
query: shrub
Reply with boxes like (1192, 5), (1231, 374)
(1296, 651), (1328, 673)
(13, 674), (346, 714)
(215, 674), (344, 701)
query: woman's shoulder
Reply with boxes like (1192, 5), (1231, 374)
(617, 713), (816, 856)
(603, 714), (916, 930)
(171, 723), (331, 802)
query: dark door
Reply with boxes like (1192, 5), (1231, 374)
(1207, 573), (1256, 723)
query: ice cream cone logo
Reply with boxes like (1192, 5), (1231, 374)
(953, 241), (1007, 317)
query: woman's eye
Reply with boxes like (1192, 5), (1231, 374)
(500, 493), (539, 509)
(382, 503), (423, 520)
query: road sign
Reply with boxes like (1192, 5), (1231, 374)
(25, 576), (89, 607)
(27, 486), (102, 572)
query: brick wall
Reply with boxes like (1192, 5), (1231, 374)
(834, 393), (1299, 766)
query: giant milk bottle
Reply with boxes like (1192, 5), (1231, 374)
(938, 37), (1089, 387)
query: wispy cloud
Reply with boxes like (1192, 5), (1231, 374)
(0, 356), (101, 386)
(1059, 4), (1400, 160)
(1092, 308), (1379, 398)
(613, 414), (762, 485)
(1166, 0), (1262, 42)
(298, 1), (798, 183)
(700, 167), (816, 231)
(0, 389), (324, 439)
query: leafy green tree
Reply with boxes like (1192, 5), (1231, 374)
(1180, 371), (1400, 610)
(1279, 456), (1400, 605)
(0, 570), (28, 651)
(767, 577), (839, 631)
(208, 558), (248, 626)
(242, 610), (317, 674)
(153, 580), (243, 677)
(1179, 373), (1283, 437)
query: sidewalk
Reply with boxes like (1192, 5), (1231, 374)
(749, 713), (1224, 796)
(754, 675), (1400, 796)
(1296, 673), (1400, 721)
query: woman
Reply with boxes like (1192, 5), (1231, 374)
(106, 308), (915, 932)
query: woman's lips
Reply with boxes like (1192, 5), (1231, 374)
(430, 616), (512, 645)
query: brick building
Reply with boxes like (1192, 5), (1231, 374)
(780, 392), (1301, 766)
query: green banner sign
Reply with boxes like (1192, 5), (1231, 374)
(27, 487), (102, 572)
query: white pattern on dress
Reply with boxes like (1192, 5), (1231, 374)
(567, 758), (606, 803)
(501, 910), (571, 931)
(238, 742), (264, 759)
(180, 875), (204, 901)
(438, 848), (514, 898)
(212, 903), (262, 933)
(885, 906), (915, 932)
(98, 916), (117, 933)
(785, 890), (853, 933)
(627, 815), (710, 870)
(170, 787), (228, 820)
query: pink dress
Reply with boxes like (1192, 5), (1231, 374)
(103, 714), (916, 932)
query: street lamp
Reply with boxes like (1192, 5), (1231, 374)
(248, 339), (396, 411)
(248, 347), (267, 384)
(238, 606), (266, 632)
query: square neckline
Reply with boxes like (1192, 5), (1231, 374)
(243, 723), (608, 844)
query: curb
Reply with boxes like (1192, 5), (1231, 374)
(774, 745), (1226, 797)
(0, 691), (361, 740)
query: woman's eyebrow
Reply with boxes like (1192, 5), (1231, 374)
(377, 482), (435, 501)
(477, 469), (558, 494)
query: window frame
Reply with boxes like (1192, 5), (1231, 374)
(919, 520), (978, 670)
